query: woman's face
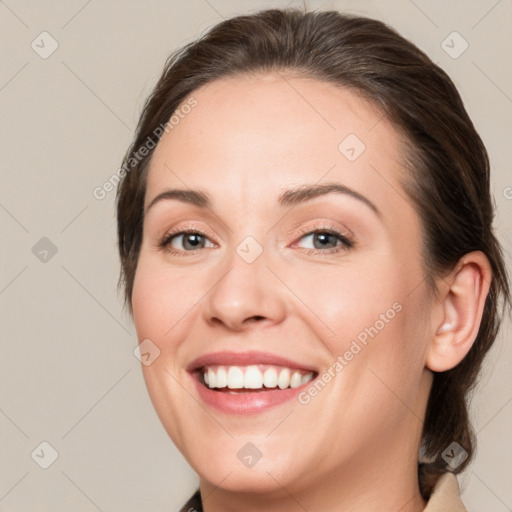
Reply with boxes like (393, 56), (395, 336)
(132, 73), (436, 496)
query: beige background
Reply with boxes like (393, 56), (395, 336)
(0, 0), (511, 510)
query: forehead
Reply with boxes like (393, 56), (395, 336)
(145, 72), (409, 217)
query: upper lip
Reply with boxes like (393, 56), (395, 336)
(187, 350), (318, 373)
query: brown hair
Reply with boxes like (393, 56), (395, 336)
(116, 7), (510, 500)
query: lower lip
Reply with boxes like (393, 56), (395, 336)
(191, 373), (315, 415)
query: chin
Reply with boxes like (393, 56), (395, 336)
(185, 439), (303, 493)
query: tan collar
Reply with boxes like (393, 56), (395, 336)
(424, 472), (467, 511)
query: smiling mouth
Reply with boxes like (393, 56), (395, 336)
(198, 364), (317, 393)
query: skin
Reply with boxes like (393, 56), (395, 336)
(131, 72), (491, 511)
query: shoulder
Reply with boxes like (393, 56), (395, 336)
(424, 472), (467, 511)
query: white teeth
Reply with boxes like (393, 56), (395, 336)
(263, 368), (278, 388)
(278, 368), (290, 389)
(301, 373), (313, 385)
(244, 365), (263, 389)
(290, 371), (302, 388)
(216, 367), (227, 388)
(207, 368), (216, 388)
(202, 365), (315, 391)
(227, 367), (244, 389)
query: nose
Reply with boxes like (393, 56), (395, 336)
(202, 247), (287, 332)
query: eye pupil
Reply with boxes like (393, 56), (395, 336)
(314, 233), (337, 249)
(183, 234), (203, 250)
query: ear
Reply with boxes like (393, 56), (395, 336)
(426, 251), (492, 372)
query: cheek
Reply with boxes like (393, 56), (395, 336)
(285, 259), (429, 386)
(284, 262), (405, 343)
(131, 258), (201, 343)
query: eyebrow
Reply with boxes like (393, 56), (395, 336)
(144, 182), (381, 217)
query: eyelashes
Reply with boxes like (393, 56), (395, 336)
(159, 228), (215, 255)
(157, 223), (354, 257)
(292, 224), (354, 254)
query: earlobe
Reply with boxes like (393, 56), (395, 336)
(426, 251), (492, 372)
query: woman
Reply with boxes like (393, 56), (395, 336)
(115, 8), (510, 511)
